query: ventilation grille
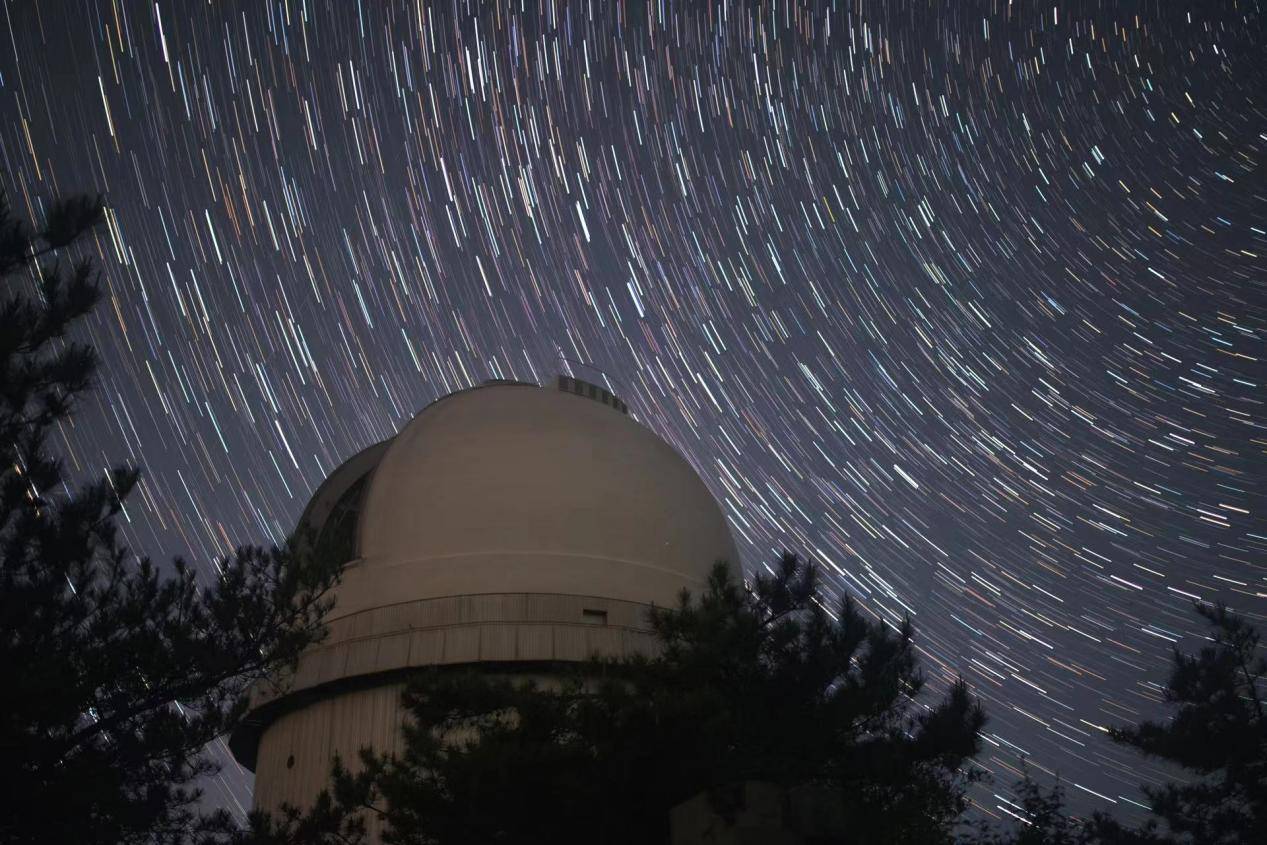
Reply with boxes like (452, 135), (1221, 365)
(557, 375), (628, 414)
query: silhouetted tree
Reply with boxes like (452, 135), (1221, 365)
(967, 767), (1088, 845)
(0, 186), (344, 845)
(967, 603), (1265, 845)
(254, 552), (987, 844)
(1084, 603), (1266, 845)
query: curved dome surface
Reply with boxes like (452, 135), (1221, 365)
(230, 378), (740, 780)
(328, 381), (738, 620)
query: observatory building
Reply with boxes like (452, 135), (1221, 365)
(229, 376), (739, 826)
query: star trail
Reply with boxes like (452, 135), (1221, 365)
(2, 0), (1264, 824)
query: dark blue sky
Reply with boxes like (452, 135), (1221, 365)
(3, 0), (1264, 824)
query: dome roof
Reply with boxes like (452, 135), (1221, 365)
(229, 377), (739, 772)
(311, 378), (739, 622)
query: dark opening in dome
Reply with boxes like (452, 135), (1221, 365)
(314, 472), (369, 567)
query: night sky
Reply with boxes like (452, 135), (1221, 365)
(3, 0), (1264, 826)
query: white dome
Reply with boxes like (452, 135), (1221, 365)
(328, 379), (737, 618)
(231, 378), (739, 777)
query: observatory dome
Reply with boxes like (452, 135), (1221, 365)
(327, 376), (738, 617)
(230, 377), (739, 797)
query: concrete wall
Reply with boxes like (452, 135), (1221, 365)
(247, 589), (664, 841)
(246, 591), (661, 715)
(253, 682), (408, 819)
(252, 670), (591, 843)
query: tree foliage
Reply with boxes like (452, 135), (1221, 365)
(971, 603), (1265, 845)
(966, 767), (1088, 845)
(0, 187), (343, 845)
(257, 552), (987, 844)
(1086, 602), (1267, 845)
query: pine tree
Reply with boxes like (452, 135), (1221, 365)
(254, 552), (987, 844)
(1086, 603), (1266, 844)
(0, 187), (343, 844)
(966, 767), (1089, 845)
(966, 602), (1266, 845)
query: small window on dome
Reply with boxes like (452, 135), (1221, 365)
(582, 609), (608, 625)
